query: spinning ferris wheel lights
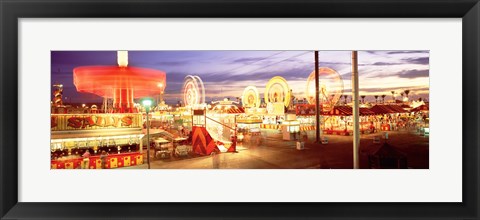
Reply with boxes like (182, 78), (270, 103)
(242, 86), (261, 108)
(305, 67), (344, 111)
(182, 75), (206, 108)
(265, 76), (291, 107)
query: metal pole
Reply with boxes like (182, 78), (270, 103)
(234, 115), (237, 152)
(352, 51), (360, 169)
(314, 51), (320, 143)
(146, 108), (151, 169)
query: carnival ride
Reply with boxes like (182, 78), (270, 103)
(238, 86), (263, 133)
(181, 75), (238, 154)
(73, 51), (166, 113)
(305, 67), (343, 112)
(182, 75), (206, 108)
(265, 76), (291, 107)
(242, 86), (261, 108)
(52, 83), (64, 107)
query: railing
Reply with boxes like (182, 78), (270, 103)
(205, 115), (236, 144)
(205, 115), (235, 130)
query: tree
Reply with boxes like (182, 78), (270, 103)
(374, 95), (379, 104)
(360, 95), (366, 104)
(391, 91), (395, 101)
(381, 94), (386, 103)
(404, 90), (410, 99)
(400, 92), (404, 100)
(343, 95), (348, 104)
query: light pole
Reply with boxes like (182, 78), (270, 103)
(314, 50), (320, 143)
(142, 99), (152, 169)
(158, 83), (164, 106)
(351, 51), (360, 169)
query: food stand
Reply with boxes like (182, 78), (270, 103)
(282, 114), (300, 140)
(50, 113), (145, 169)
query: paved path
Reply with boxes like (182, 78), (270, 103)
(121, 129), (429, 169)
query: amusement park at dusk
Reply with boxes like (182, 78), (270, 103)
(50, 50), (429, 169)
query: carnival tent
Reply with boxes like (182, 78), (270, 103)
(323, 106), (376, 116)
(369, 104), (409, 114)
(411, 104), (429, 112)
(386, 105), (408, 113)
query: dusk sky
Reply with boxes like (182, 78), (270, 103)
(51, 50), (429, 104)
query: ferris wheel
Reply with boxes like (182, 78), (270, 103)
(182, 75), (205, 107)
(242, 86), (261, 108)
(305, 67), (344, 111)
(264, 76), (291, 107)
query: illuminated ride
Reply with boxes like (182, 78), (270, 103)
(53, 83), (64, 107)
(73, 51), (166, 113)
(236, 86), (263, 135)
(305, 67), (343, 112)
(265, 76), (291, 107)
(242, 86), (261, 108)
(51, 51), (165, 169)
(182, 75), (206, 108)
(182, 75), (237, 147)
(206, 99), (243, 151)
(182, 76), (238, 155)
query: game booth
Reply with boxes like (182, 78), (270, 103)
(322, 106), (377, 135)
(50, 113), (145, 169)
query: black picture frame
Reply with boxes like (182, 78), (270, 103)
(1, 0), (479, 219)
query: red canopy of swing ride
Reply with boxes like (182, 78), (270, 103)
(73, 66), (166, 113)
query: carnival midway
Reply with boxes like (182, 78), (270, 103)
(50, 51), (429, 169)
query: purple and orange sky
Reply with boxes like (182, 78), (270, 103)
(51, 50), (429, 104)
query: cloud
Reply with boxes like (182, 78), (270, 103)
(166, 72), (190, 81)
(398, 69), (429, 78)
(364, 51), (380, 55)
(230, 57), (270, 64)
(387, 50), (429, 54)
(370, 62), (401, 66)
(344, 85), (427, 93)
(200, 66), (312, 83)
(320, 61), (350, 66)
(154, 61), (189, 66)
(402, 57), (429, 65)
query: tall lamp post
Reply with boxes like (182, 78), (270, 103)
(142, 99), (152, 169)
(158, 83), (164, 106)
(314, 51), (320, 143)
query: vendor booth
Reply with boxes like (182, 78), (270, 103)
(50, 113), (144, 169)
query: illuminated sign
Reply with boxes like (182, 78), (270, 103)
(51, 114), (142, 131)
(193, 109), (205, 115)
(266, 102), (285, 115)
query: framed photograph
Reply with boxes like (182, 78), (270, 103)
(1, 0), (478, 219)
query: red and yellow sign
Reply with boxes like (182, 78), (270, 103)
(51, 113), (142, 131)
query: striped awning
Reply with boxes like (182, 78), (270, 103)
(323, 106), (375, 116)
(369, 105), (407, 114)
(411, 104), (429, 112)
